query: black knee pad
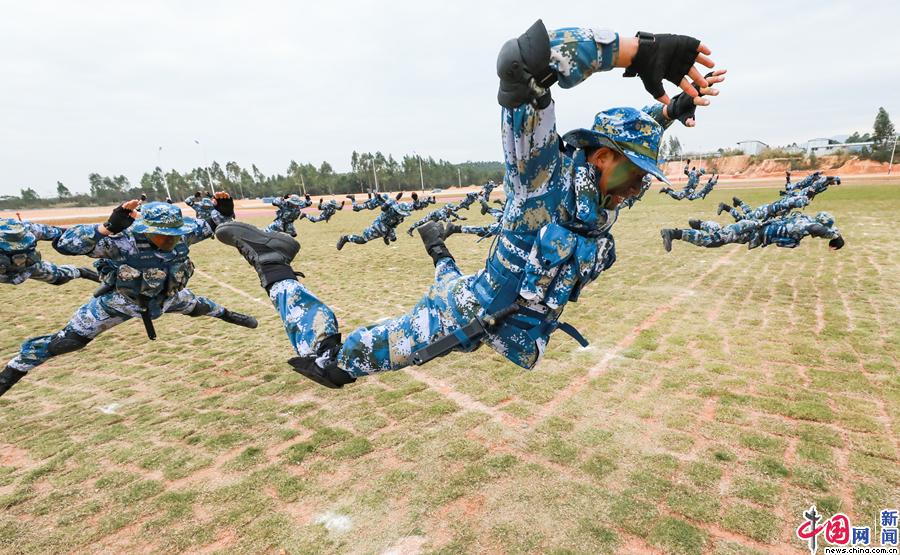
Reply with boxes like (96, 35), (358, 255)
(47, 330), (92, 356)
(188, 303), (212, 317)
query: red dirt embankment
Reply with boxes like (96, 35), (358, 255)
(662, 154), (891, 181)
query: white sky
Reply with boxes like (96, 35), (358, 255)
(1, 0), (898, 196)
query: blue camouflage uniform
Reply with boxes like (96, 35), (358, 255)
(660, 164), (705, 200)
(185, 196), (218, 220)
(266, 195), (308, 236)
(343, 196), (411, 246)
(5, 203), (239, 373)
(267, 26), (673, 376)
(784, 171), (821, 193)
(406, 203), (467, 236)
(676, 212), (841, 249)
(782, 175), (839, 199)
(0, 219), (89, 286)
(350, 194), (383, 212)
(728, 195), (809, 222)
(686, 174), (719, 200)
(306, 199), (344, 223)
(452, 200), (503, 239)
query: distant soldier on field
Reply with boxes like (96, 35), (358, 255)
(1, 219), (99, 287)
(0, 195), (258, 398)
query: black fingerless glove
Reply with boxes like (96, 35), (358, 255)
(215, 197), (235, 219)
(624, 32), (701, 99)
(666, 71), (714, 125)
(104, 204), (135, 234)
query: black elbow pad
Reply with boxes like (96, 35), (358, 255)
(497, 19), (557, 109)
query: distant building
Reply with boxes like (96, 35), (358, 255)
(736, 140), (768, 156)
(805, 138), (874, 155)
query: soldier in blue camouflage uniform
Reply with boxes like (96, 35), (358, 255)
(0, 196), (258, 397)
(266, 194), (310, 236)
(214, 21), (722, 388)
(336, 192), (412, 249)
(619, 175), (652, 209)
(719, 175), (839, 219)
(406, 202), (467, 236)
(184, 192), (218, 220)
(457, 181), (499, 210)
(444, 200), (503, 239)
(408, 193), (436, 211)
(686, 173), (719, 200)
(659, 161), (705, 200)
(306, 198), (345, 223)
(660, 211), (844, 252)
(346, 192), (383, 212)
(1, 219), (99, 286)
(718, 194), (809, 222)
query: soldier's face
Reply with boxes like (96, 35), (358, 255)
(591, 149), (646, 209)
(147, 234), (178, 251)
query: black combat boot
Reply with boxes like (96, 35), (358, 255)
(417, 222), (454, 265)
(732, 196), (743, 208)
(443, 223), (462, 238)
(0, 366), (27, 398)
(288, 334), (356, 389)
(716, 202), (731, 216)
(336, 236), (348, 251)
(215, 222), (300, 291)
(660, 229), (680, 252)
(78, 267), (100, 282)
(219, 310), (259, 329)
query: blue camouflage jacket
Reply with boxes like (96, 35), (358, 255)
(0, 222), (65, 284)
(473, 26), (674, 368)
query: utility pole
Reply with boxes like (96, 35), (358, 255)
(371, 159), (379, 193)
(157, 146), (172, 200)
(418, 156), (425, 191)
(890, 134), (898, 175)
(300, 175), (307, 195)
(457, 167), (462, 188)
(193, 139), (215, 194)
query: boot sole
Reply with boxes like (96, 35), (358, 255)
(216, 222), (300, 261)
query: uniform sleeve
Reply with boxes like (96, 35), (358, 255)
(641, 103), (676, 131)
(272, 198), (284, 207)
(25, 222), (64, 241)
(549, 28), (619, 89)
(54, 224), (124, 258)
(185, 197), (195, 207)
(183, 220), (214, 246)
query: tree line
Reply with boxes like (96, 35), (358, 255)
(1, 152), (505, 209)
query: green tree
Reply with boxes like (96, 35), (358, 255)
(873, 107), (896, 151)
(56, 181), (71, 199)
(21, 187), (40, 202)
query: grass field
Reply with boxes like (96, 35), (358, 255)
(0, 184), (897, 554)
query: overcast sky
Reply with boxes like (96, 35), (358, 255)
(2, 0), (898, 196)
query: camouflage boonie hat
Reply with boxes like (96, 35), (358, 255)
(286, 194), (303, 206)
(131, 202), (197, 236)
(561, 107), (669, 184)
(0, 218), (36, 251)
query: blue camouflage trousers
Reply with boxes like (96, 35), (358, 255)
(7, 289), (225, 372)
(680, 220), (760, 248)
(458, 223), (501, 238)
(1, 262), (82, 286)
(661, 187), (693, 200)
(346, 221), (396, 245)
(730, 196), (808, 222)
(269, 257), (480, 377)
(266, 219), (299, 237)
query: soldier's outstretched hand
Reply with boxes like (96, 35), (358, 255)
(664, 69), (727, 127)
(212, 191), (235, 219)
(621, 33), (717, 105)
(101, 199), (140, 235)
